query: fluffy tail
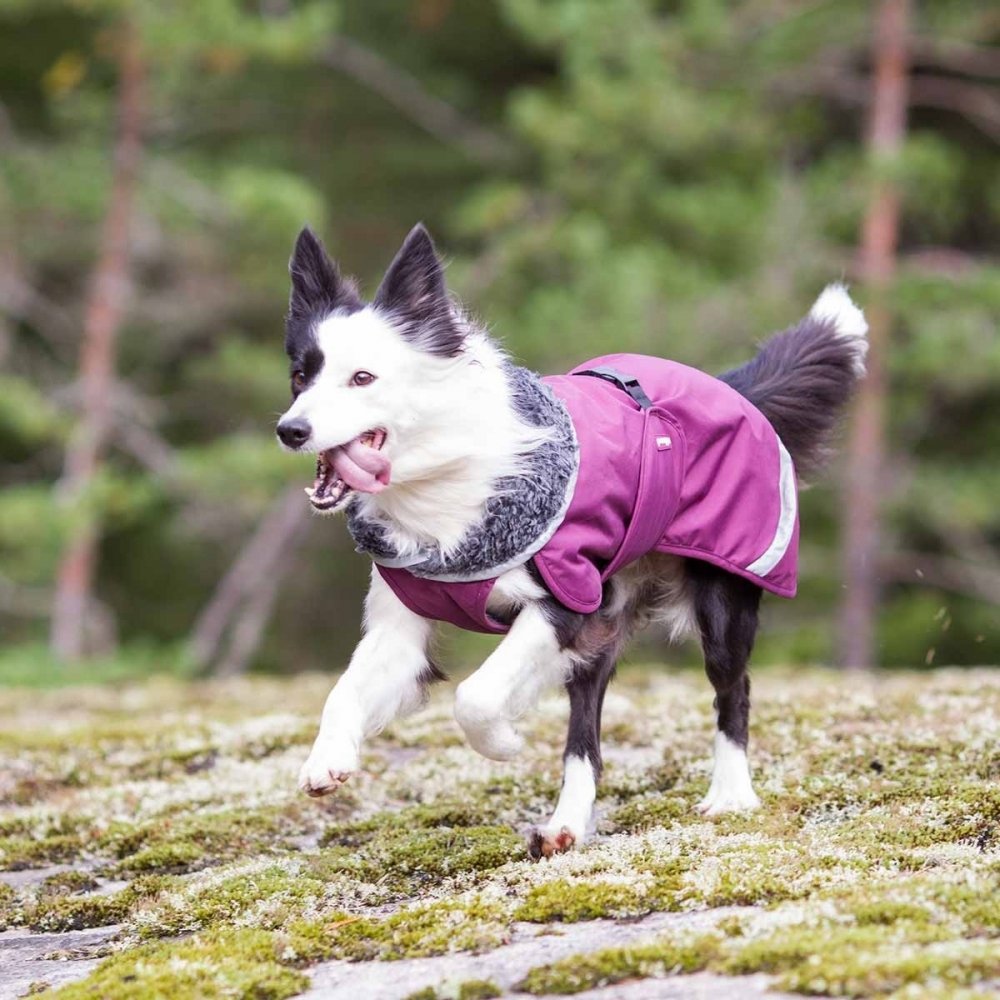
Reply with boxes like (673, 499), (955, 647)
(719, 284), (868, 479)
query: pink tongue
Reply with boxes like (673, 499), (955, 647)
(330, 438), (391, 493)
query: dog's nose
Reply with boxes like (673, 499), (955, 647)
(277, 417), (312, 449)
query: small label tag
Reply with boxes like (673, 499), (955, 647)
(656, 435), (672, 450)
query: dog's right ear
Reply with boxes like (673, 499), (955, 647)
(288, 227), (356, 317)
(373, 224), (465, 357)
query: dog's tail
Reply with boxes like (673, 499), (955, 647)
(719, 284), (868, 480)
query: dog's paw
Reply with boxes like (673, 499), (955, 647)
(297, 744), (359, 797)
(695, 786), (761, 817)
(454, 684), (525, 761)
(470, 719), (525, 761)
(527, 824), (578, 860)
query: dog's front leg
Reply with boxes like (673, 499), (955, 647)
(299, 569), (434, 796)
(454, 602), (572, 761)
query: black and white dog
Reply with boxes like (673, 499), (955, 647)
(277, 225), (866, 858)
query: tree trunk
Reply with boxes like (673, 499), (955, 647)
(838, 0), (911, 669)
(50, 22), (144, 661)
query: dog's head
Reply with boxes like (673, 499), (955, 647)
(276, 224), (468, 514)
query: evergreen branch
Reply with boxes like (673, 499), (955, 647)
(321, 35), (518, 167)
(879, 551), (1000, 606)
(908, 75), (1000, 144)
(911, 37), (1000, 79)
(0, 271), (79, 348)
(773, 68), (1000, 145)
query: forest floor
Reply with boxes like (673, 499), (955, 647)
(0, 666), (997, 1000)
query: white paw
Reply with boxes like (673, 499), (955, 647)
(297, 742), (359, 797)
(465, 718), (525, 761)
(527, 823), (583, 859)
(454, 681), (524, 761)
(697, 734), (760, 816)
(695, 785), (761, 817)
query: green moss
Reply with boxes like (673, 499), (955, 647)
(38, 870), (100, 895)
(26, 875), (168, 932)
(312, 824), (521, 894)
(457, 980), (502, 999)
(609, 793), (689, 833)
(115, 839), (207, 874)
(320, 800), (495, 848)
(842, 878), (1000, 937)
(602, 759), (685, 799)
(49, 927), (308, 1000)
(778, 938), (999, 997)
(516, 936), (721, 995)
(137, 863), (328, 939)
(0, 881), (19, 929)
(0, 833), (84, 870)
(4, 669), (1000, 1000)
(850, 899), (931, 926)
(715, 915), (747, 937)
(101, 807), (301, 875)
(515, 879), (646, 922)
(287, 896), (510, 962)
(703, 862), (808, 907)
(400, 980), (501, 1000)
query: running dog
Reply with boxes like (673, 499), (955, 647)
(277, 224), (866, 858)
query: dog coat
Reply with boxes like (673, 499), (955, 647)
(366, 353), (798, 634)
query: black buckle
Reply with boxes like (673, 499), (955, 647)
(574, 366), (652, 410)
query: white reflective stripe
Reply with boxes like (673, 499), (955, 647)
(746, 439), (796, 578)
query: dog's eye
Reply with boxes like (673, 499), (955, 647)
(291, 371), (307, 391)
(351, 370), (376, 387)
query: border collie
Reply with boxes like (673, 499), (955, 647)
(277, 224), (866, 858)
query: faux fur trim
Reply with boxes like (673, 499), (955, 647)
(346, 364), (579, 581)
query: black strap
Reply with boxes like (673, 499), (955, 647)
(574, 366), (653, 410)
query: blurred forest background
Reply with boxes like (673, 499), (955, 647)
(1, 0), (998, 682)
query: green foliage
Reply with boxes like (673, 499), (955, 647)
(461, 0), (1000, 666)
(0, 641), (196, 688)
(1, 0), (998, 668)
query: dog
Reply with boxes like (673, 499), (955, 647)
(277, 224), (867, 858)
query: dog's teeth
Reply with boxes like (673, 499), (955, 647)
(304, 487), (315, 498)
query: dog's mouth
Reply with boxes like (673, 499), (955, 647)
(305, 429), (390, 512)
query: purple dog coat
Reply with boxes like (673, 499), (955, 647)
(377, 353), (799, 634)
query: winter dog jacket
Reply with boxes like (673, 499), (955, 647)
(370, 354), (799, 634)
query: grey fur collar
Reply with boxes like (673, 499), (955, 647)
(346, 364), (578, 581)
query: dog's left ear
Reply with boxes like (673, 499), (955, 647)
(288, 227), (360, 319)
(373, 224), (465, 357)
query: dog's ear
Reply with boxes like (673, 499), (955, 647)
(373, 224), (465, 357)
(288, 227), (357, 318)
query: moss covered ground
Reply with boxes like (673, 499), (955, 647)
(0, 667), (997, 998)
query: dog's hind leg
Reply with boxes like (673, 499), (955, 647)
(688, 560), (763, 815)
(528, 650), (616, 859)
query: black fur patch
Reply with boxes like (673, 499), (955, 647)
(719, 315), (861, 480)
(564, 650), (617, 779)
(372, 224), (466, 358)
(285, 227), (362, 370)
(688, 559), (761, 749)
